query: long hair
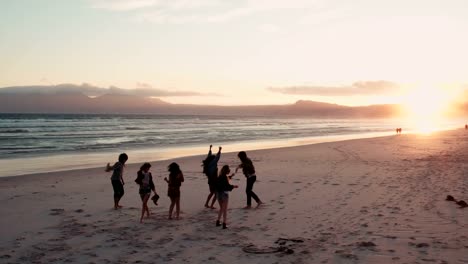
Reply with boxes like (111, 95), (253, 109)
(139, 162), (151, 172)
(168, 162), (181, 175)
(219, 165), (230, 177)
(237, 151), (247, 162)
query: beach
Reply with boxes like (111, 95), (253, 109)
(1, 129), (467, 263)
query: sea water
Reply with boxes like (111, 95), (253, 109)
(0, 113), (462, 177)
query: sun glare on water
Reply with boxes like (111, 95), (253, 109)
(402, 85), (454, 134)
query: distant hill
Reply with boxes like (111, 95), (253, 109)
(0, 91), (406, 118)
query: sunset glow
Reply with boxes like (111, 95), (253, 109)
(401, 85), (459, 133)
(1, 1), (468, 107)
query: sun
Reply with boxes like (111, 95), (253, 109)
(401, 85), (452, 133)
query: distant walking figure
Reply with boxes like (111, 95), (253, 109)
(216, 165), (238, 229)
(106, 153), (128, 210)
(465, 124), (467, 130)
(135, 162), (157, 223)
(236, 151), (262, 209)
(164, 162), (184, 220)
(203, 145), (222, 209)
(396, 128), (399, 134)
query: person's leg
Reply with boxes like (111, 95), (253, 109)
(245, 177), (254, 208)
(205, 191), (213, 208)
(140, 194), (150, 223)
(175, 196), (181, 219)
(221, 200), (228, 229)
(216, 197), (222, 225)
(223, 198), (229, 224)
(112, 181), (123, 209)
(144, 194), (150, 216)
(169, 197), (175, 219)
(249, 177), (261, 205)
(116, 183), (125, 207)
(210, 192), (217, 208)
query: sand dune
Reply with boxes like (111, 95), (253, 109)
(1, 129), (467, 263)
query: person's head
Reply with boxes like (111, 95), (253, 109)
(220, 165), (230, 176)
(118, 153), (128, 164)
(237, 151), (247, 161)
(168, 162), (181, 174)
(140, 162), (151, 172)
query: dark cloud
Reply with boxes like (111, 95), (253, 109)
(0, 83), (208, 97)
(267, 81), (400, 96)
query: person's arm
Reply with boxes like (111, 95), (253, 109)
(118, 163), (125, 185)
(135, 171), (143, 185)
(235, 163), (243, 173)
(214, 146), (222, 162)
(207, 145), (213, 157)
(105, 163), (113, 172)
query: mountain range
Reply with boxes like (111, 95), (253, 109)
(1, 83), (467, 117)
(0, 92), (407, 118)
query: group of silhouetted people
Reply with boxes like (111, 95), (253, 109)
(106, 146), (262, 228)
(106, 154), (184, 223)
(395, 128), (402, 134)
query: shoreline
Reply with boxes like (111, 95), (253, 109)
(0, 131), (394, 178)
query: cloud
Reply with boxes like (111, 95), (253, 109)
(90, 0), (221, 11)
(90, 0), (319, 24)
(267, 81), (401, 96)
(0, 83), (209, 97)
(257, 24), (280, 33)
(89, 0), (160, 11)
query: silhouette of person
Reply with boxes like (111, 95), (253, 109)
(106, 153), (128, 210)
(236, 151), (263, 209)
(202, 145), (222, 209)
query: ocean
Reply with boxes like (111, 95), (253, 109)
(0, 113), (462, 177)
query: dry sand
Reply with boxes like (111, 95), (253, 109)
(0, 129), (467, 263)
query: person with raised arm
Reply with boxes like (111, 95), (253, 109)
(202, 145), (222, 209)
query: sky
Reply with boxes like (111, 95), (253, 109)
(1, 0), (468, 106)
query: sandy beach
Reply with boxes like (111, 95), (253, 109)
(1, 129), (467, 264)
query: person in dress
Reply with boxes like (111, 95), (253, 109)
(164, 162), (184, 220)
